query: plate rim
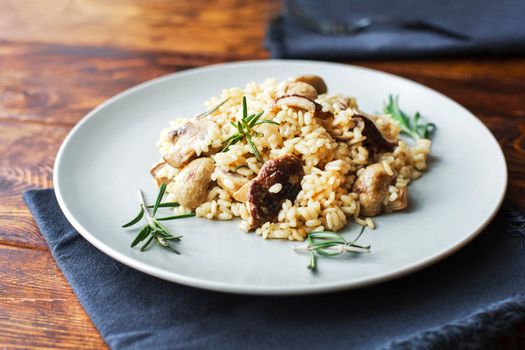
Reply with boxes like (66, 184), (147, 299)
(53, 59), (508, 295)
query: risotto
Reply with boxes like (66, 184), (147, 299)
(150, 75), (432, 241)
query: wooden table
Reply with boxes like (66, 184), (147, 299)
(1, 1), (524, 348)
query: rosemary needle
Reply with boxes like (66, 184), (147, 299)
(195, 98), (230, 118)
(122, 201), (180, 228)
(295, 226), (371, 271)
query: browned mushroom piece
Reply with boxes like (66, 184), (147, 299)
(163, 118), (216, 168)
(246, 154), (304, 230)
(293, 75), (328, 95)
(353, 164), (392, 217)
(171, 157), (215, 209)
(284, 81), (319, 100)
(353, 163), (395, 217)
(214, 168), (250, 196)
(352, 114), (397, 153)
(274, 94), (332, 120)
(385, 187), (408, 212)
(150, 161), (171, 186)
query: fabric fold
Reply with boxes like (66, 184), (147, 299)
(24, 189), (525, 349)
(266, 0), (525, 59)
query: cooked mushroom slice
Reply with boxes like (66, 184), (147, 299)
(233, 180), (253, 202)
(150, 161), (171, 186)
(214, 168), (249, 196)
(293, 75), (327, 95)
(247, 154), (304, 230)
(171, 157), (214, 209)
(335, 96), (354, 110)
(275, 94), (332, 120)
(353, 114), (396, 153)
(284, 81), (318, 100)
(385, 187), (408, 212)
(163, 119), (215, 168)
(275, 94), (315, 111)
(353, 163), (395, 217)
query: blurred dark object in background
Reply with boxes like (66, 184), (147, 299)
(266, 0), (525, 59)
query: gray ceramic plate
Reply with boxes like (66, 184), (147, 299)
(54, 60), (507, 295)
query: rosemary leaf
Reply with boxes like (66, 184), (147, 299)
(157, 213), (196, 221)
(242, 96), (248, 120)
(140, 235), (155, 252)
(350, 226), (366, 245)
(309, 231), (346, 242)
(307, 251), (317, 271)
(310, 241), (345, 250)
(155, 237), (180, 254)
(296, 227), (370, 271)
(164, 235), (183, 241)
(253, 120), (280, 126)
(248, 111), (265, 126)
(245, 132), (262, 162)
(152, 220), (171, 235)
(222, 134), (243, 152)
(162, 243), (181, 255)
(122, 207), (144, 228)
(195, 98), (230, 118)
(152, 183), (167, 216)
(152, 202), (180, 208)
(244, 113), (257, 125)
(131, 225), (151, 247)
(123, 201), (180, 228)
(316, 247), (343, 257)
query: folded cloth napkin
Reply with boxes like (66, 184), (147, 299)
(24, 189), (525, 350)
(266, 0), (525, 59)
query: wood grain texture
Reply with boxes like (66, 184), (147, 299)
(0, 40), (236, 125)
(0, 122), (69, 249)
(0, 0), (280, 56)
(1, 0), (524, 348)
(0, 245), (106, 349)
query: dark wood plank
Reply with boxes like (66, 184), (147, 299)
(0, 121), (69, 249)
(0, 245), (106, 349)
(0, 0), (281, 55)
(0, 40), (231, 125)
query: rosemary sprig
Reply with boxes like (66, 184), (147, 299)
(222, 96), (279, 162)
(294, 226), (370, 271)
(384, 95), (436, 140)
(122, 184), (194, 253)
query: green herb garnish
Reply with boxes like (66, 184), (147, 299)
(122, 201), (180, 228)
(195, 98), (230, 118)
(294, 227), (370, 271)
(222, 96), (279, 162)
(384, 95), (436, 140)
(122, 184), (195, 253)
